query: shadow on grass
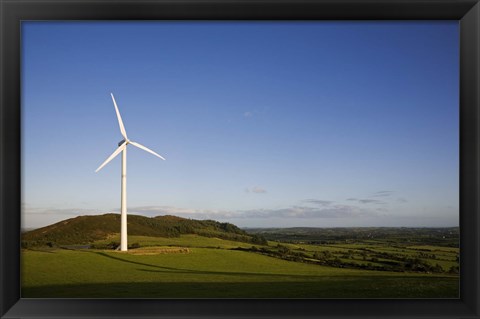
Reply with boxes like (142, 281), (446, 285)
(22, 248), (57, 253)
(23, 250), (459, 298)
(79, 250), (460, 282)
(81, 250), (324, 279)
(22, 278), (460, 299)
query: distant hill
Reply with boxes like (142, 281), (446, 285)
(21, 214), (267, 247)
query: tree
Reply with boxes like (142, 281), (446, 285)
(448, 265), (459, 274)
(432, 263), (443, 273)
(251, 234), (268, 245)
(277, 244), (291, 255)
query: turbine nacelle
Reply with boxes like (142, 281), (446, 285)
(118, 139), (127, 147)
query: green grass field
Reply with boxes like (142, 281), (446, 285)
(21, 235), (459, 298)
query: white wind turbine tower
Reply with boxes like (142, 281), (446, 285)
(96, 93), (165, 252)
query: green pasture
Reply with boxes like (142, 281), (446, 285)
(22, 235), (459, 298)
(292, 241), (456, 265)
(406, 245), (460, 252)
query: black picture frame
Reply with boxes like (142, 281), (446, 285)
(1, 0), (479, 318)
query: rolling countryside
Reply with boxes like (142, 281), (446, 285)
(21, 214), (459, 298)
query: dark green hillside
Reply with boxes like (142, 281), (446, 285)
(21, 214), (267, 247)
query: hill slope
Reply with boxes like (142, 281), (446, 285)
(21, 214), (267, 246)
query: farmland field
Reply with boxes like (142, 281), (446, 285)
(22, 232), (459, 298)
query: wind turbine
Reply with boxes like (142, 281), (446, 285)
(95, 93), (165, 251)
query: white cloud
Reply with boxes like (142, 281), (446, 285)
(23, 198), (385, 228)
(128, 204), (380, 220)
(252, 186), (267, 194)
(240, 205), (380, 219)
(23, 206), (103, 216)
(302, 199), (333, 206)
(359, 199), (386, 205)
(22, 206), (106, 229)
(245, 186), (267, 194)
(370, 191), (394, 197)
(345, 198), (386, 205)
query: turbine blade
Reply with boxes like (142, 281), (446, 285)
(130, 141), (166, 160)
(95, 143), (127, 172)
(111, 93), (128, 139)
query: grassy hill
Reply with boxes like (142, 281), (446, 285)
(21, 214), (267, 247)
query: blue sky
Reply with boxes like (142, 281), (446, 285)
(22, 21), (459, 229)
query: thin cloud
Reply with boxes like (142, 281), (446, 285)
(358, 199), (385, 204)
(240, 205), (379, 219)
(246, 186), (267, 194)
(129, 204), (380, 220)
(244, 109), (266, 118)
(371, 191), (394, 197)
(302, 199), (333, 206)
(252, 186), (267, 194)
(24, 201), (383, 225)
(130, 206), (242, 220)
(131, 205), (222, 216)
(23, 207), (103, 216)
(346, 198), (386, 205)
